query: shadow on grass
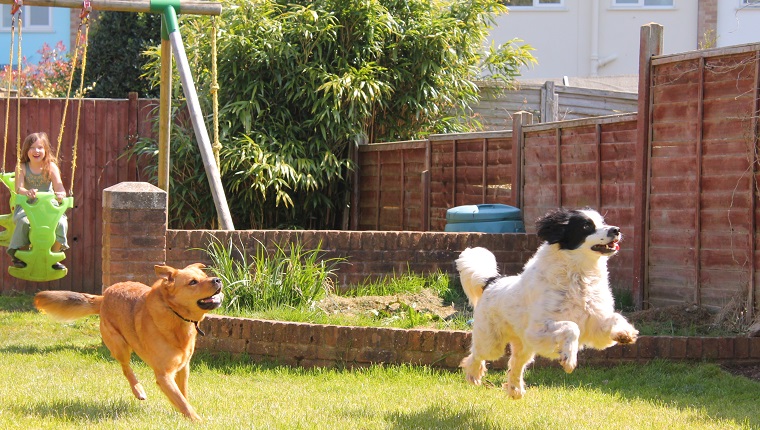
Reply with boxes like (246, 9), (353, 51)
(523, 360), (760, 428)
(0, 342), (113, 361)
(12, 398), (140, 423)
(384, 404), (495, 430)
(0, 294), (35, 312)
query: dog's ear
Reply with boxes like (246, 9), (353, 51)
(154, 264), (177, 282)
(536, 208), (572, 244)
(187, 263), (206, 270)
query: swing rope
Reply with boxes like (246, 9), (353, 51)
(69, 14), (89, 195)
(14, 7), (22, 179)
(54, 6), (89, 195)
(210, 15), (221, 168)
(2, 3), (22, 174)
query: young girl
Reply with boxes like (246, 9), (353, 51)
(7, 132), (69, 270)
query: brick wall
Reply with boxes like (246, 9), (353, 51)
(165, 229), (540, 289)
(102, 182), (539, 289)
(197, 315), (760, 369)
(102, 182), (760, 370)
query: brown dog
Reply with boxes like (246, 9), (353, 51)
(34, 263), (223, 421)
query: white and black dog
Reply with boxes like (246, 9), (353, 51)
(457, 208), (638, 399)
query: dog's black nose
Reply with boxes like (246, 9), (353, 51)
(212, 277), (222, 286)
(607, 227), (620, 237)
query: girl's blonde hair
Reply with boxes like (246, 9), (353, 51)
(19, 132), (58, 181)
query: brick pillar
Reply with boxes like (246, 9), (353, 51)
(102, 182), (168, 290)
(697, 0), (718, 49)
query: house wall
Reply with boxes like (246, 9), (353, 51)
(716, 1), (760, 48)
(0, 6), (71, 66)
(488, 1), (700, 79)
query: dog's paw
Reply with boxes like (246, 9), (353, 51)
(504, 382), (525, 399)
(131, 383), (147, 400)
(466, 373), (483, 386)
(612, 328), (639, 345)
(559, 353), (577, 373)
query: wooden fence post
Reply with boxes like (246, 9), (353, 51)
(349, 134), (365, 231)
(633, 23), (663, 310)
(511, 111), (533, 209)
(541, 81), (558, 122)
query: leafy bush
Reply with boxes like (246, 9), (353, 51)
(0, 42), (80, 97)
(83, 12), (161, 98)
(203, 236), (345, 313)
(135, 0), (535, 229)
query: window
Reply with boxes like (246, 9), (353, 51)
(613, 0), (674, 7)
(1, 6), (52, 31)
(502, 0), (563, 8)
(742, 0), (760, 7)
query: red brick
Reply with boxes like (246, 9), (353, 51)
(606, 344), (623, 359)
(407, 329), (436, 352)
(670, 337), (687, 359)
(750, 338), (760, 359)
(655, 337), (671, 357)
(717, 337), (735, 359)
(129, 209), (167, 225)
(637, 337), (656, 359)
(315, 345), (338, 361)
(734, 337), (749, 359)
(702, 338), (719, 359)
(320, 325), (339, 348)
(686, 337), (703, 359)
(621, 343), (638, 359)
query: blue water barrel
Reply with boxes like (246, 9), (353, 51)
(444, 204), (525, 233)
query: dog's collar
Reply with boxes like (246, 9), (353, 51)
(169, 307), (205, 336)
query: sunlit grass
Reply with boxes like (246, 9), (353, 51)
(1, 296), (759, 429)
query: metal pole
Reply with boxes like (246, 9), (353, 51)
(163, 6), (234, 230)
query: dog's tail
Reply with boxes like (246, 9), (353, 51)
(34, 290), (102, 322)
(456, 247), (499, 309)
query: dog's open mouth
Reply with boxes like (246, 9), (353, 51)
(197, 289), (224, 310)
(591, 240), (619, 255)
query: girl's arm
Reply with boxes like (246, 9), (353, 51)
(15, 164), (31, 197)
(49, 163), (66, 202)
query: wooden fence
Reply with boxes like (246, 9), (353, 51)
(473, 81), (638, 129)
(356, 26), (760, 315)
(355, 131), (513, 232)
(642, 43), (760, 311)
(516, 113), (639, 293)
(0, 95), (156, 294)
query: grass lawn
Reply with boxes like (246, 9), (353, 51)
(1, 295), (758, 429)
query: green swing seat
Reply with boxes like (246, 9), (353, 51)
(0, 172), (73, 282)
(0, 172), (16, 247)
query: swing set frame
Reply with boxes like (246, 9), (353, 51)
(0, 0), (232, 281)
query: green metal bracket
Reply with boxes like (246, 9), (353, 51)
(151, 0), (181, 39)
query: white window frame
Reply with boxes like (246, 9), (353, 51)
(611, 0), (675, 8)
(503, 0), (565, 9)
(0, 6), (53, 32)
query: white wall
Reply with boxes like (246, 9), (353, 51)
(488, 0), (699, 80)
(716, 1), (760, 48)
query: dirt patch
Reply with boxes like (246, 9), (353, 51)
(721, 364), (760, 383)
(316, 289), (464, 322)
(624, 304), (717, 335)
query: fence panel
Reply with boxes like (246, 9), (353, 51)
(646, 47), (760, 311)
(519, 114), (639, 293)
(0, 97), (154, 294)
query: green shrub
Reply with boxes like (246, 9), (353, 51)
(136, 0), (536, 229)
(202, 236), (345, 313)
